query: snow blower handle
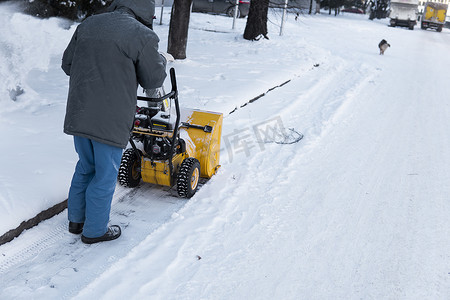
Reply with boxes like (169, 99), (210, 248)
(169, 67), (177, 95)
(137, 68), (178, 103)
(137, 91), (175, 103)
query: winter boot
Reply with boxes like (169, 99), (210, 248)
(81, 225), (121, 244)
(69, 222), (84, 234)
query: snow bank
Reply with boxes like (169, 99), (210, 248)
(0, 3), (74, 104)
(0, 4), (76, 235)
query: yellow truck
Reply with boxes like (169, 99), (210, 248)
(421, 2), (448, 32)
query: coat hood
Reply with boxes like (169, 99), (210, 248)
(108, 0), (155, 28)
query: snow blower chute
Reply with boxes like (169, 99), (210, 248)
(118, 68), (223, 198)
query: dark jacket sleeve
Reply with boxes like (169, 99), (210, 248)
(135, 34), (167, 89)
(61, 28), (78, 76)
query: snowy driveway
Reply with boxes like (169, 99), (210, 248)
(1, 7), (450, 299)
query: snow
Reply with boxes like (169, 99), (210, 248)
(0, 3), (77, 235)
(1, 2), (450, 299)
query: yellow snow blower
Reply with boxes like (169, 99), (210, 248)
(118, 68), (223, 198)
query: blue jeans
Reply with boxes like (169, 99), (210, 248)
(68, 136), (122, 238)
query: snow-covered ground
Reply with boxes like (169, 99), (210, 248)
(1, 2), (450, 298)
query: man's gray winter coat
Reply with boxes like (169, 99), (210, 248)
(62, 0), (167, 149)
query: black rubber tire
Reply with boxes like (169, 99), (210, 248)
(177, 158), (201, 198)
(226, 6), (240, 18)
(118, 148), (141, 188)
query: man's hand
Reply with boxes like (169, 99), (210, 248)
(160, 52), (175, 63)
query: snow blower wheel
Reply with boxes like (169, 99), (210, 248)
(177, 157), (201, 198)
(118, 148), (142, 188)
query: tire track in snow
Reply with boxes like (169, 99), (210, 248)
(123, 57), (383, 298)
(0, 222), (68, 273)
(0, 184), (187, 299)
(196, 40), (450, 299)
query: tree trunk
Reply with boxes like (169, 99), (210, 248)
(243, 0), (269, 41)
(315, 0), (320, 13)
(335, 5), (340, 16)
(309, 0), (313, 14)
(167, 0), (193, 59)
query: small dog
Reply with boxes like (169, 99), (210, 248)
(378, 39), (390, 55)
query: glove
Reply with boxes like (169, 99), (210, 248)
(160, 52), (175, 63)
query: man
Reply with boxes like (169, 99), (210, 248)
(62, 0), (167, 244)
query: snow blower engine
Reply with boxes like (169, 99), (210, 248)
(117, 68), (223, 198)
